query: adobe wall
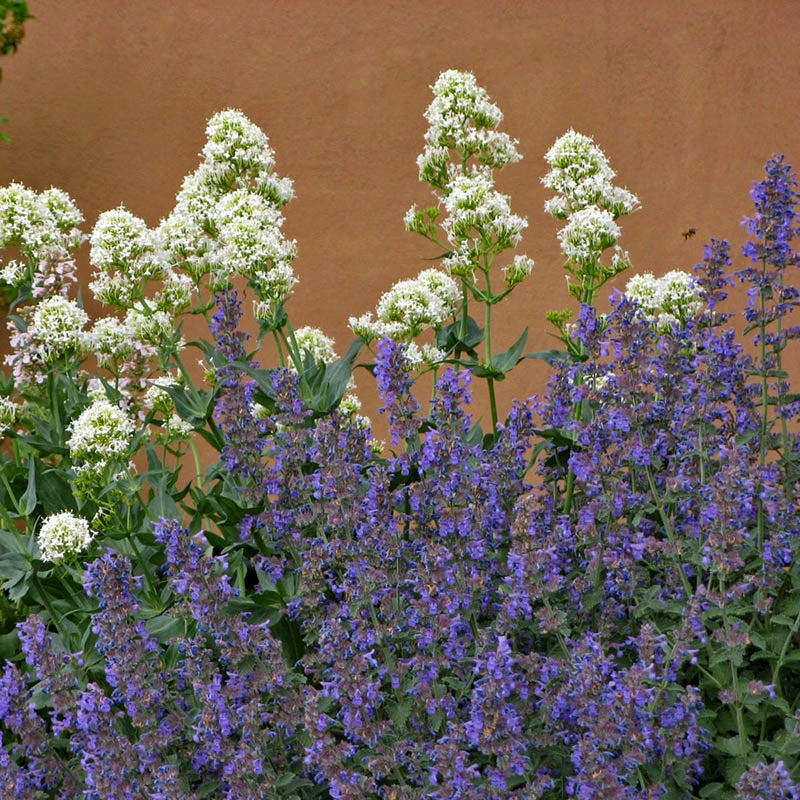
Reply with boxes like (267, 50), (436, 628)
(2, 1), (798, 421)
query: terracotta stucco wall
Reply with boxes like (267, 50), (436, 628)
(2, 1), (799, 423)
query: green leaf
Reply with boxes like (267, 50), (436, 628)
(299, 338), (363, 415)
(0, 551), (32, 601)
(490, 328), (529, 375)
(522, 348), (571, 364)
(0, 629), (20, 660)
(161, 383), (215, 428)
(714, 735), (747, 757)
(387, 698), (413, 728)
(699, 783), (728, 799)
(0, 528), (29, 554)
(21, 457), (37, 515)
(436, 316), (484, 354)
(145, 613), (188, 644)
(195, 778), (221, 798)
(35, 466), (78, 516)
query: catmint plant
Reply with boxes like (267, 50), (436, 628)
(737, 154), (800, 496)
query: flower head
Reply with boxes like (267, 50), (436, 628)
(419, 70), (521, 184)
(557, 206), (620, 268)
(625, 269), (703, 329)
(37, 511), (95, 563)
(0, 183), (84, 261)
(502, 254), (535, 289)
(30, 295), (90, 361)
(293, 326), (339, 365)
(68, 397), (135, 465)
(0, 395), (18, 433)
(350, 268), (459, 343)
(441, 170), (527, 255)
(89, 207), (164, 308)
(543, 129), (639, 219)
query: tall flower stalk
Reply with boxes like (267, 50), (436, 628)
(402, 70), (535, 436)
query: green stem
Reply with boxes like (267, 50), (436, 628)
(31, 572), (73, 647)
(644, 461), (693, 600)
(272, 329), (286, 368)
(719, 576), (750, 759)
(458, 281), (469, 351)
(127, 531), (159, 600)
(772, 602), (800, 698)
(483, 271), (498, 437)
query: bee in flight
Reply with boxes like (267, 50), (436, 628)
(681, 227), (697, 240)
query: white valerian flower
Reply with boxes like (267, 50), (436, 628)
(210, 190), (296, 278)
(68, 397), (135, 465)
(441, 170), (527, 252)
(90, 316), (135, 367)
(155, 110), (297, 305)
(89, 207), (165, 308)
(251, 263), (298, 319)
(347, 311), (383, 343)
(0, 395), (19, 433)
(0, 183), (85, 260)
(376, 269), (460, 336)
(143, 374), (181, 415)
(625, 270), (703, 328)
(202, 109), (296, 207)
(37, 511), (95, 563)
(31, 295), (90, 361)
(294, 326), (339, 365)
(154, 269), (194, 312)
(421, 70), (521, 174)
(125, 305), (181, 349)
(40, 188), (85, 237)
(163, 413), (194, 440)
(557, 206), (621, 268)
(90, 207), (163, 275)
(350, 268), (459, 343)
(0, 259), (27, 286)
(502, 254), (535, 289)
(542, 129), (639, 219)
(403, 342), (447, 368)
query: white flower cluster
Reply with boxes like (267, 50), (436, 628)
(542, 130), (638, 296)
(67, 397), (135, 466)
(625, 270), (704, 329)
(557, 207), (621, 269)
(0, 258), (26, 286)
(157, 109), (297, 313)
(349, 268), (459, 343)
(407, 71), (533, 290)
(4, 299), (86, 385)
(418, 69), (521, 185)
(439, 172), (528, 273)
(0, 183), (84, 265)
(403, 341), (448, 369)
(142, 376), (194, 441)
(0, 395), (19, 434)
(34, 294), (90, 354)
(502, 254), (535, 289)
(15, 295), (90, 369)
(542, 129), (639, 220)
(294, 326), (339, 365)
(37, 511), (95, 563)
(89, 207), (166, 308)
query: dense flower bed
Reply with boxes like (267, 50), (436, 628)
(1, 70), (799, 799)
